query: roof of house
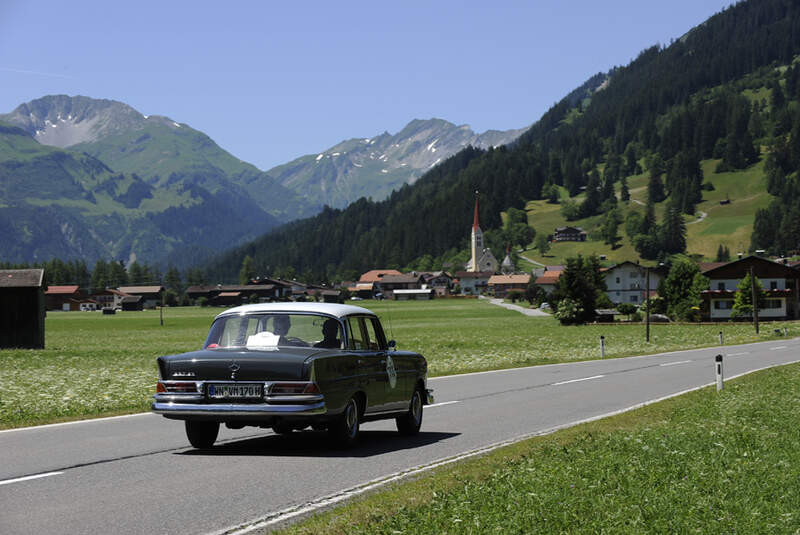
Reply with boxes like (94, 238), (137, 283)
(454, 271), (494, 279)
(535, 272), (562, 285)
(701, 255), (800, 279)
(359, 269), (403, 283)
(0, 269), (44, 288)
(380, 274), (423, 284)
(118, 286), (165, 295)
(489, 274), (531, 285)
(555, 226), (585, 233)
(45, 285), (80, 295)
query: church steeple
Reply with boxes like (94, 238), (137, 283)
(472, 191), (480, 231)
(470, 191), (483, 272)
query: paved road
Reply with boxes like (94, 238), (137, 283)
(2, 338), (799, 535)
(488, 297), (549, 316)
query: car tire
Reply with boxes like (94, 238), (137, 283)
(185, 420), (219, 449)
(396, 387), (423, 436)
(329, 397), (359, 447)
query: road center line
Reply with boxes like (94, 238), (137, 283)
(727, 352), (749, 356)
(551, 375), (605, 386)
(0, 471), (63, 486)
(660, 360), (692, 367)
(428, 401), (460, 408)
(771, 346), (788, 350)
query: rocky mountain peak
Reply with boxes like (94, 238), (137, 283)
(0, 95), (178, 148)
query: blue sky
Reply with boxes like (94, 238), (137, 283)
(1, 1), (733, 171)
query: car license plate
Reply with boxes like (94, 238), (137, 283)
(207, 383), (263, 399)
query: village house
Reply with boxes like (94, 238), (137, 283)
(118, 286), (165, 309)
(603, 261), (664, 305)
(488, 274), (531, 298)
(532, 267), (563, 296)
(352, 269), (404, 298)
(420, 271), (453, 296)
(455, 271), (493, 295)
(551, 226), (587, 242)
(377, 273), (425, 298)
(700, 255), (800, 321)
(45, 285), (89, 311)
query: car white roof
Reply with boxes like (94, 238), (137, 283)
(215, 302), (376, 320)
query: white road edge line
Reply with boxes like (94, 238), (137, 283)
(427, 401), (459, 408)
(660, 360), (692, 367)
(0, 412), (154, 435)
(206, 357), (800, 535)
(770, 346), (788, 350)
(0, 471), (63, 486)
(727, 352), (749, 356)
(551, 375), (605, 386)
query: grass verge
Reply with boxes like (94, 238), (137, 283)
(275, 363), (800, 534)
(0, 300), (794, 429)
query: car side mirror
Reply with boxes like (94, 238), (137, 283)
(388, 340), (396, 350)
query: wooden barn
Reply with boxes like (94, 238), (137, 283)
(0, 269), (46, 349)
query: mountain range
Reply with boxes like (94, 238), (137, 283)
(0, 96), (525, 266)
(266, 118), (526, 208)
(204, 0), (800, 282)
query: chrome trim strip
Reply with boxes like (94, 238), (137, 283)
(152, 400), (327, 417)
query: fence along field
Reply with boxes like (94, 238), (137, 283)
(0, 300), (794, 428)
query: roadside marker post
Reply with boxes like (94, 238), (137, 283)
(715, 354), (724, 392)
(600, 336), (605, 358)
(719, 331), (723, 345)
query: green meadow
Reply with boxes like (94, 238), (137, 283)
(0, 299), (793, 429)
(279, 363), (800, 535)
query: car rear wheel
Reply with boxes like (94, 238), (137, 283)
(396, 387), (423, 436)
(185, 420), (219, 449)
(329, 397), (360, 446)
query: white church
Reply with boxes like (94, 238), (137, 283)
(464, 193), (499, 273)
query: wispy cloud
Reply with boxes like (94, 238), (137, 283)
(0, 67), (73, 79)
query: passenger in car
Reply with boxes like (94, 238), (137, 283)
(313, 318), (341, 349)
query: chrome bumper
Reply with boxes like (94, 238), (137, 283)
(152, 397), (326, 418)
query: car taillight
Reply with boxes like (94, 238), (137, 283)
(270, 382), (320, 395)
(158, 381), (199, 393)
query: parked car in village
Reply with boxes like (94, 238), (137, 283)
(152, 302), (433, 449)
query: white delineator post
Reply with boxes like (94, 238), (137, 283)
(715, 354), (724, 392)
(719, 331), (723, 345)
(600, 335), (605, 358)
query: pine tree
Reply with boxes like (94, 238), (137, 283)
(239, 255), (256, 285)
(620, 176), (630, 202)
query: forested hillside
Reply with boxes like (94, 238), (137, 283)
(206, 0), (800, 282)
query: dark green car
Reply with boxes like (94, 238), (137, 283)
(152, 302), (433, 449)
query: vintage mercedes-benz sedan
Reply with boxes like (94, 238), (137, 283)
(152, 302), (433, 449)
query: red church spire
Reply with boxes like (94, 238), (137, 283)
(472, 191), (480, 231)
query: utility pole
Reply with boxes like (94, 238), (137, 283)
(645, 266), (650, 342)
(750, 266), (759, 334)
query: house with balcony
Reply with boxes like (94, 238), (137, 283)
(700, 256), (800, 320)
